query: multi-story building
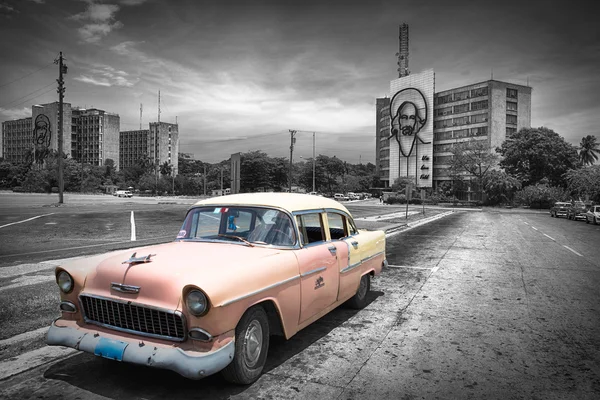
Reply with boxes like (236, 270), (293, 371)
(1, 102), (120, 169)
(120, 122), (179, 175)
(72, 107), (120, 170)
(377, 78), (532, 198)
(1, 117), (32, 164)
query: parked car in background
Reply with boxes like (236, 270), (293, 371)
(114, 190), (133, 198)
(566, 201), (589, 221)
(334, 193), (349, 201)
(550, 202), (570, 218)
(585, 205), (600, 225)
(46, 193), (386, 384)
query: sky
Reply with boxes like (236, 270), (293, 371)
(0, 0), (598, 164)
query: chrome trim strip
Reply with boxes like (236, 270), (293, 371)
(59, 301), (77, 313)
(78, 293), (187, 342)
(361, 251), (385, 264)
(111, 282), (141, 294)
(220, 275), (300, 307)
(188, 327), (213, 342)
(300, 266), (326, 278)
(341, 262), (362, 274)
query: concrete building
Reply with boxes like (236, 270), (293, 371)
(72, 107), (120, 170)
(120, 122), (179, 175)
(1, 117), (32, 164)
(1, 102), (120, 169)
(377, 78), (532, 198)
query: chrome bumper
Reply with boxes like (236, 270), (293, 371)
(46, 319), (234, 380)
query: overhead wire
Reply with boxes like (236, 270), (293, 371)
(0, 61), (55, 89)
(0, 81), (56, 109)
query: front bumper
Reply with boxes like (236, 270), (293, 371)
(46, 319), (235, 380)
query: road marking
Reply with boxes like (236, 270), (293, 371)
(387, 265), (433, 270)
(543, 234), (555, 241)
(523, 222), (529, 225)
(0, 345), (78, 381)
(0, 213), (55, 229)
(532, 227), (538, 231)
(431, 266), (440, 273)
(563, 245), (583, 257)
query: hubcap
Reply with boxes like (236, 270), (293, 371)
(243, 320), (263, 368)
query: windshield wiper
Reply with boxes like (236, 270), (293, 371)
(217, 234), (254, 247)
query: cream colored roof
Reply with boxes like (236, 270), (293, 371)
(193, 193), (350, 214)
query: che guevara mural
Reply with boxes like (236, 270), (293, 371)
(32, 114), (51, 164)
(388, 69), (434, 187)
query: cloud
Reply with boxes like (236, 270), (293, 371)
(74, 64), (138, 87)
(0, 107), (31, 120)
(0, 2), (18, 17)
(27, 0), (45, 3)
(70, 2), (144, 43)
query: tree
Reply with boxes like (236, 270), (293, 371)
(578, 135), (599, 166)
(449, 139), (498, 201)
(482, 170), (521, 205)
(564, 165), (600, 203)
(497, 127), (580, 187)
(159, 161), (172, 176)
(513, 182), (569, 209)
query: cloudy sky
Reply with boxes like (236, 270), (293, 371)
(0, 0), (598, 163)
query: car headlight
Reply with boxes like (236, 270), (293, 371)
(186, 289), (209, 316)
(57, 271), (73, 294)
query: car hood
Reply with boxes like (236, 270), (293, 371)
(80, 241), (288, 310)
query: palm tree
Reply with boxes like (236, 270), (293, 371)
(579, 135), (599, 166)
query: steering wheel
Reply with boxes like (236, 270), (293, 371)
(268, 229), (295, 245)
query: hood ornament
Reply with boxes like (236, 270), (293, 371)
(111, 282), (141, 294)
(122, 252), (156, 265)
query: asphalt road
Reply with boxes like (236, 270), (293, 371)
(1, 194), (599, 398)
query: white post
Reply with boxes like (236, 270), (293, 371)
(130, 211), (136, 241)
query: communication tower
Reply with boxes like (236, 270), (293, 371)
(396, 23), (410, 78)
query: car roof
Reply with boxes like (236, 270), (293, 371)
(192, 193), (350, 214)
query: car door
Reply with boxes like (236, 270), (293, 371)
(294, 212), (340, 324)
(325, 211), (366, 300)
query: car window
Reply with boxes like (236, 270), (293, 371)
(327, 212), (347, 240)
(296, 213), (324, 245)
(178, 206), (295, 247)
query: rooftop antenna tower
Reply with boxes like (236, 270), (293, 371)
(140, 103), (142, 129)
(396, 23), (410, 78)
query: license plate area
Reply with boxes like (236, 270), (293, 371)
(94, 337), (128, 361)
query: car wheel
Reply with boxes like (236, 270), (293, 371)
(221, 306), (270, 385)
(347, 273), (371, 309)
(586, 218), (590, 224)
(595, 217), (599, 225)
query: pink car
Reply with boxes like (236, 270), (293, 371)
(47, 193), (387, 384)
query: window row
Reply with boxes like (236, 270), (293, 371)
(434, 126), (488, 140)
(435, 87), (489, 105)
(434, 113), (488, 128)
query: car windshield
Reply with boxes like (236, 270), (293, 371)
(177, 206), (296, 247)
(556, 202), (570, 207)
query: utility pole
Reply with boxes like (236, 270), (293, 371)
(203, 164), (207, 196)
(289, 130), (296, 192)
(312, 132), (316, 193)
(55, 52), (67, 204)
(155, 90), (160, 193)
(220, 167), (224, 191)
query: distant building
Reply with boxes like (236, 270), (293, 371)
(377, 78), (532, 199)
(72, 107), (120, 170)
(1, 117), (32, 164)
(1, 102), (120, 169)
(120, 121), (179, 175)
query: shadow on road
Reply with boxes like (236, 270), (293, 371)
(43, 292), (383, 400)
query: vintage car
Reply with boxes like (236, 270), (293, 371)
(585, 205), (600, 225)
(550, 201), (570, 218)
(566, 201), (588, 221)
(47, 193), (387, 384)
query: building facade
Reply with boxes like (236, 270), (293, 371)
(72, 107), (120, 170)
(1, 102), (120, 169)
(120, 122), (179, 175)
(1, 117), (32, 164)
(377, 77), (532, 197)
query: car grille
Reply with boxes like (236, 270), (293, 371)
(80, 295), (186, 341)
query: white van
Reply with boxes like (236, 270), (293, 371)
(115, 190), (133, 198)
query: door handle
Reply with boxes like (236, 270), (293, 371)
(327, 245), (337, 255)
(351, 241), (358, 249)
